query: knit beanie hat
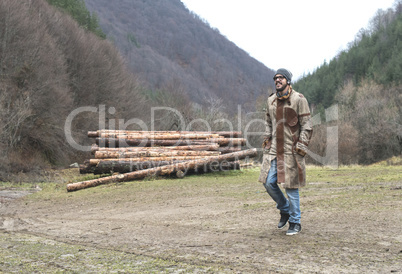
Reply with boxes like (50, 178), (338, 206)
(274, 68), (292, 83)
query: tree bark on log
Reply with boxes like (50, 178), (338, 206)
(67, 149), (257, 191)
(188, 161), (241, 174)
(80, 160), (240, 175)
(208, 138), (246, 146)
(80, 159), (186, 174)
(89, 155), (211, 166)
(94, 150), (220, 159)
(96, 138), (218, 147)
(95, 137), (245, 147)
(88, 130), (242, 138)
(91, 144), (220, 154)
(98, 132), (222, 140)
(218, 146), (243, 154)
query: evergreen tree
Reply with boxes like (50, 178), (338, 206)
(46, 0), (106, 38)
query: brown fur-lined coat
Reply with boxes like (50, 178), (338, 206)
(258, 88), (312, 188)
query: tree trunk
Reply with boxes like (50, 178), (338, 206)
(67, 149), (257, 191)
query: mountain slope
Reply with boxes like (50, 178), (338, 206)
(83, 0), (275, 112)
(0, 0), (148, 175)
(292, 1), (402, 164)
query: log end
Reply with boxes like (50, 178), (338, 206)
(88, 131), (99, 138)
(176, 170), (185, 179)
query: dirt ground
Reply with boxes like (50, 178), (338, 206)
(1, 165), (401, 273)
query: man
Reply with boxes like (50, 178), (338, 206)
(258, 68), (312, 235)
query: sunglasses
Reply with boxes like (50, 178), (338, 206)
(273, 76), (285, 81)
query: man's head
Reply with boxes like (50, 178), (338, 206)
(273, 68), (292, 92)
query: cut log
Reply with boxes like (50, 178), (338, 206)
(96, 137), (245, 147)
(218, 146), (242, 154)
(79, 160), (92, 174)
(87, 131), (100, 138)
(208, 138), (246, 146)
(212, 131), (242, 138)
(88, 130), (242, 138)
(91, 144), (220, 154)
(89, 155), (211, 166)
(90, 144), (100, 154)
(96, 138), (218, 147)
(94, 150), (220, 159)
(80, 159), (241, 175)
(80, 160), (186, 174)
(67, 148), (257, 191)
(98, 132), (221, 140)
(190, 160), (241, 174)
(175, 170), (185, 178)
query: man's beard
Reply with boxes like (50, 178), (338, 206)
(276, 85), (286, 92)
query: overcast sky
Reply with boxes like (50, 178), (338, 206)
(180, 0), (396, 81)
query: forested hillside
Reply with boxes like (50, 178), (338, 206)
(294, 1), (402, 164)
(0, 0), (147, 178)
(83, 0), (275, 112)
(46, 0), (106, 38)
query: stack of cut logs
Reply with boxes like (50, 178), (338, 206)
(68, 130), (257, 192)
(80, 130), (254, 175)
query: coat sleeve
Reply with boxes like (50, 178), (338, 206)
(262, 98), (273, 148)
(295, 96), (313, 156)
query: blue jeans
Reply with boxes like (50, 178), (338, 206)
(263, 158), (301, 224)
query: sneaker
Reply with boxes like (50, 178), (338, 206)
(286, 222), (302, 235)
(278, 213), (290, 229)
